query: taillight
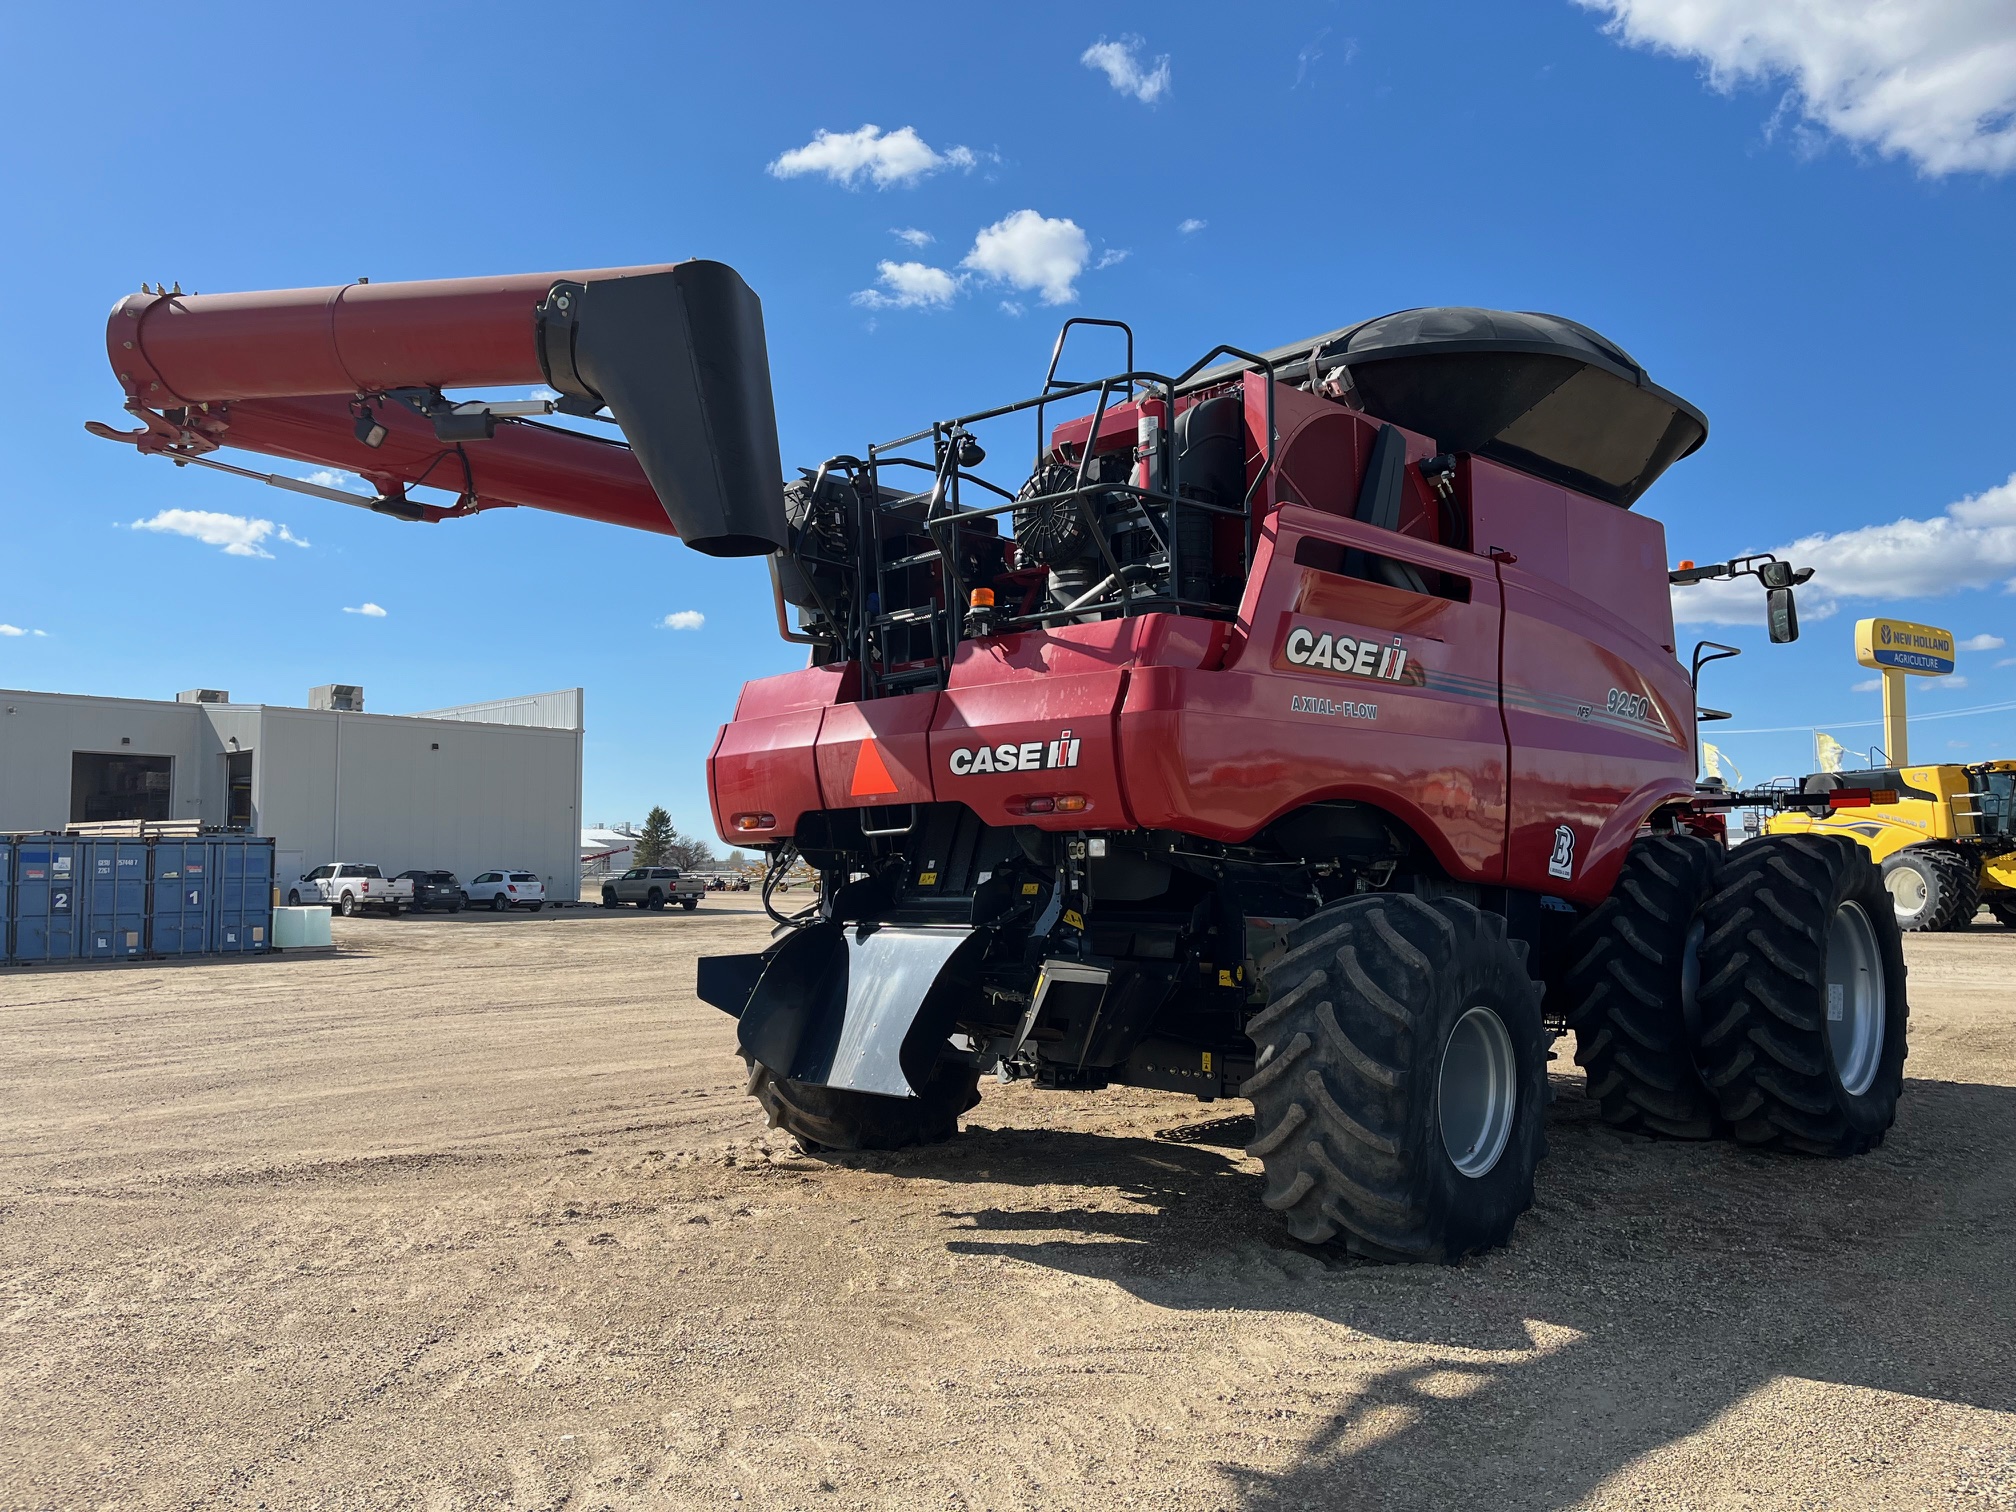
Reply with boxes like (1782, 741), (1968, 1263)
(733, 813), (776, 831)
(1014, 794), (1090, 816)
(507, 884), (517, 893)
(1827, 789), (1898, 808)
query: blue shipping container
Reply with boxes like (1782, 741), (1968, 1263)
(0, 838), (11, 963)
(12, 838), (82, 962)
(150, 840), (212, 957)
(83, 840), (149, 960)
(211, 835), (274, 955)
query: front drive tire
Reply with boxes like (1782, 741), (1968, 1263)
(1986, 896), (2016, 929)
(287, 890), (301, 906)
(1558, 833), (1723, 1139)
(1244, 893), (1547, 1263)
(1881, 846), (1979, 932)
(602, 889), (619, 909)
(1696, 835), (1908, 1155)
(745, 1055), (983, 1152)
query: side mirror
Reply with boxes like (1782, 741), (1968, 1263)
(1768, 586), (1799, 643)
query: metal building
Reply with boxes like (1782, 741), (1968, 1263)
(0, 684), (585, 902)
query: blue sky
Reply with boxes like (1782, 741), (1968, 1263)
(4, 2), (2014, 836)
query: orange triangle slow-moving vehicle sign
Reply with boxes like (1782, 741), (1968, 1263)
(850, 738), (901, 798)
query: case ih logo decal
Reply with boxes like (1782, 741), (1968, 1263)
(1282, 623), (1423, 685)
(949, 731), (1083, 776)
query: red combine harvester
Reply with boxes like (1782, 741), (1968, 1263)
(95, 263), (1908, 1260)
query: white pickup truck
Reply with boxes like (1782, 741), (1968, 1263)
(600, 866), (706, 911)
(284, 863), (413, 917)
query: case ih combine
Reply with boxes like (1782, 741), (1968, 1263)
(94, 262), (1909, 1261)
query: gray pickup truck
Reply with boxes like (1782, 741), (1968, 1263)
(600, 866), (705, 912)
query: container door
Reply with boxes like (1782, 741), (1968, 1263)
(14, 840), (79, 962)
(151, 841), (210, 956)
(0, 840), (12, 964)
(83, 840), (147, 959)
(212, 837), (274, 954)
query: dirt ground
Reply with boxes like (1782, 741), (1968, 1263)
(1, 898), (2012, 1512)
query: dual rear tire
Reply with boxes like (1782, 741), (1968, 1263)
(1697, 835), (1908, 1155)
(1241, 834), (1910, 1263)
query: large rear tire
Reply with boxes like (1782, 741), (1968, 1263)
(1986, 895), (2016, 929)
(1697, 835), (1908, 1155)
(1558, 833), (1723, 1139)
(1244, 893), (1547, 1263)
(746, 1056), (983, 1152)
(1881, 845), (1978, 932)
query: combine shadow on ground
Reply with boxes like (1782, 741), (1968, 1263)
(887, 1075), (2015, 1510)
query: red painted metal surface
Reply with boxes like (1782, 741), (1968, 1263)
(220, 395), (675, 534)
(704, 377), (1698, 907)
(1120, 505), (1511, 883)
(95, 265), (695, 537)
(106, 266), (673, 404)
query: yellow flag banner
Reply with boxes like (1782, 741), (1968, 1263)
(1702, 743), (1742, 785)
(1815, 732), (1846, 774)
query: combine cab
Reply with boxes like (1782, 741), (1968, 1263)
(94, 265), (1909, 1261)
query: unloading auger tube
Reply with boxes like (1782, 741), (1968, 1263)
(89, 261), (788, 556)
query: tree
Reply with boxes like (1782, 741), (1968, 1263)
(635, 806), (674, 867)
(668, 831), (716, 872)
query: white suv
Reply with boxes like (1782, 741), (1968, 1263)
(467, 870), (546, 912)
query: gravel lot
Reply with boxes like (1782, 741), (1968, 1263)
(1, 897), (2011, 1511)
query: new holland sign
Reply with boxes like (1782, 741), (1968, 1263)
(1855, 618), (1956, 677)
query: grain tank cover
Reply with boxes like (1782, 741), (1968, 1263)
(1245, 307), (1708, 507)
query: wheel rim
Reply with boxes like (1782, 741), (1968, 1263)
(1438, 1005), (1517, 1179)
(1885, 865), (1928, 921)
(1825, 901), (1887, 1096)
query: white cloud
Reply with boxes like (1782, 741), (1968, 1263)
(1177, 217), (1207, 234)
(1960, 633), (2006, 651)
(342, 602), (388, 618)
(1852, 677), (1882, 693)
(303, 469), (366, 494)
(999, 300), (1025, 318)
(1998, 657), (2016, 668)
(1932, 674), (1970, 690)
(963, 210), (1091, 305)
(891, 227), (933, 247)
(661, 610), (705, 631)
(130, 508), (285, 558)
(1949, 740), (1972, 749)
(1082, 35), (1171, 104)
(1672, 471), (2016, 626)
(0, 624), (26, 637)
(852, 260), (962, 310)
(768, 125), (975, 188)
(1095, 248), (1130, 269)
(1576, 0), (2016, 176)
